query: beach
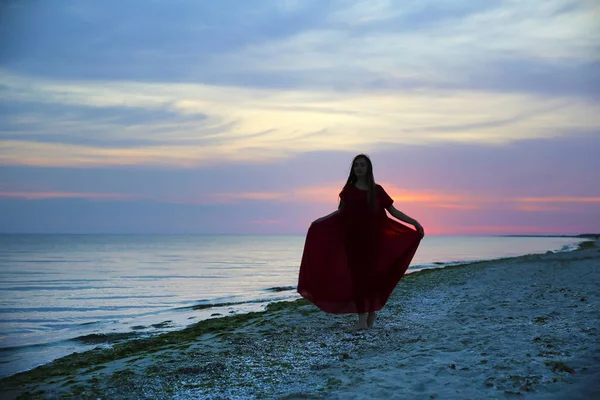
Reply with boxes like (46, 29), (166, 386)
(1, 241), (599, 399)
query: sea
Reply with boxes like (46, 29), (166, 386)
(0, 234), (587, 378)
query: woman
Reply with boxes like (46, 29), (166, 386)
(297, 154), (424, 330)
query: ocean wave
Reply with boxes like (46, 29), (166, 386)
(0, 305), (165, 313)
(182, 295), (295, 311)
(70, 332), (139, 345)
(265, 286), (296, 292)
(0, 286), (131, 291)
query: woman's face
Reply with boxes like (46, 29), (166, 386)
(353, 158), (368, 177)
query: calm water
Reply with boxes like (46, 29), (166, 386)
(0, 234), (586, 377)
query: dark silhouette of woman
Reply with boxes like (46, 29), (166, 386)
(298, 154), (424, 330)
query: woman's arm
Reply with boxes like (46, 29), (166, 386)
(311, 201), (344, 225)
(386, 205), (424, 236)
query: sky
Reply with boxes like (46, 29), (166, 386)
(0, 0), (599, 235)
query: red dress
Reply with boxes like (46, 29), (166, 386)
(297, 183), (422, 314)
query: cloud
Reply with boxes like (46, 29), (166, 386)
(514, 205), (562, 212)
(212, 0), (599, 94)
(1, 1), (598, 235)
(0, 191), (141, 201)
(429, 224), (583, 235)
(1, 1), (598, 170)
(2, 134), (598, 200)
(1, 0), (329, 80)
(2, 0), (597, 96)
(2, 193), (593, 235)
(1, 168), (598, 235)
(250, 219), (283, 225)
(2, 70), (599, 167)
(0, 101), (212, 148)
(3, 182), (598, 214)
(518, 196), (600, 203)
(215, 192), (286, 202)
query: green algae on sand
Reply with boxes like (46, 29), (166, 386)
(0, 298), (311, 392)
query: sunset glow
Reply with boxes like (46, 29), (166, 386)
(1, 0), (598, 235)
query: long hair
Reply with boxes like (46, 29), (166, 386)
(340, 154), (376, 211)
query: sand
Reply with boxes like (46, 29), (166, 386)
(1, 241), (599, 399)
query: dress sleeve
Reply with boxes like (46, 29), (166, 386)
(378, 185), (394, 209)
(338, 186), (347, 210)
(339, 184), (348, 201)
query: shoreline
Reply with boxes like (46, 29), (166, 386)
(1, 240), (599, 399)
(0, 239), (586, 374)
(0, 236), (586, 379)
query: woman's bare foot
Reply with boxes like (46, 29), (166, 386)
(350, 322), (369, 331)
(367, 312), (376, 328)
(350, 314), (369, 331)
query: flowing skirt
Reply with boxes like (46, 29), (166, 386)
(297, 213), (421, 314)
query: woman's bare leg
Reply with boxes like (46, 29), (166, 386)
(351, 313), (369, 330)
(367, 312), (376, 328)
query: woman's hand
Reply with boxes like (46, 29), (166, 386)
(414, 222), (425, 237)
(311, 210), (339, 226)
(386, 206), (424, 237)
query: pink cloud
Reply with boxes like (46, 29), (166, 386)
(518, 197), (600, 203)
(290, 185), (342, 204)
(0, 191), (140, 201)
(2, 184), (596, 236)
(250, 219), (283, 225)
(514, 204), (562, 212)
(214, 192), (285, 202)
(430, 225), (581, 236)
